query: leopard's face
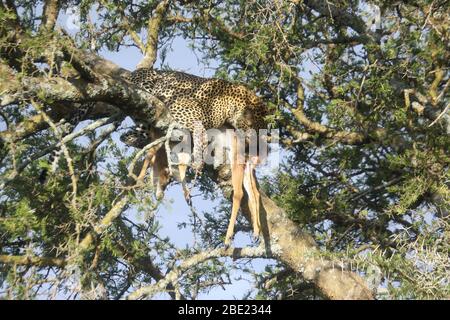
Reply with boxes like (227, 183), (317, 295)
(231, 98), (268, 133)
(120, 124), (151, 149)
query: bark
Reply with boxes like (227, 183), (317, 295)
(137, 0), (170, 69)
(259, 192), (372, 299)
(0, 254), (65, 267)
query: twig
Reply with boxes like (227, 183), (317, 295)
(428, 103), (450, 127)
(79, 193), (129, 250)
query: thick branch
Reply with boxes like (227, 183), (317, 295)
(256, 192), (373, 299)
(137, 0), (170, 69)
(40, 0), (60, 31)
(1, 71), (168, 128)
(213, 163), (373, 300)
(0, 254), (66, 268)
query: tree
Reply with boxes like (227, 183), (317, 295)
(0, 0), (448, 300)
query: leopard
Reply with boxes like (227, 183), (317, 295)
(123, 68), (269, 169)
(122, 68), (270, 246)
(127, 68), (268, 132)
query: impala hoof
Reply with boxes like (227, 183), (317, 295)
(224, 237), (232, 249)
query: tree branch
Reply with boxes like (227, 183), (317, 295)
(0, 254), (66, 268)
(79, 194), (130, 251)
(40, 0), (60, 32)
(296, 0), (375, 42)
(137, 0), (170, 69)
(289, 76), (386, 145)
(0, 115), (119, 189)
(127, 245), (272, 299)
(256, 190), (373, 299)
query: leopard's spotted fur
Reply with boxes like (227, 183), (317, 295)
(121, 68), (269, 167)
(128, 68), (268, 132)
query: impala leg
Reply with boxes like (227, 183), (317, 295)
(243, 158), (261, 238)
(177, 152), (192, 205)
(153, 147), (170, 200)
(250, 164), (261, 238)
(224, 134), (245, 247)
(137, 145), (160, 183)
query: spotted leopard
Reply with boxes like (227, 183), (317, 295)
(122, 68), (269, 171)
